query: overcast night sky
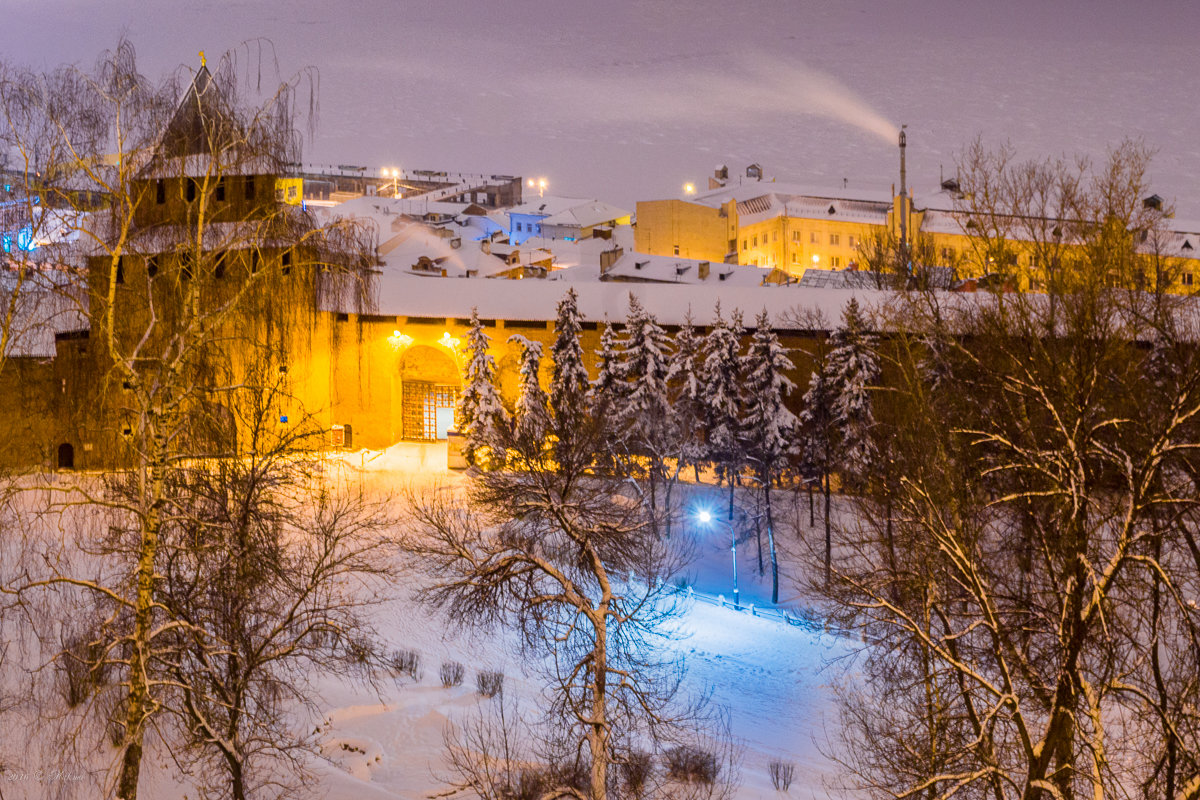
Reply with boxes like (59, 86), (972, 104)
(4, 0), (1199, 216)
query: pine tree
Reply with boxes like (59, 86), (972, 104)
(549, 288), (590, 466)
(458, 309), (509, 467)
(666, 312), (706, 481)
(509, 334), (549, 450)
(621, 294), (675, 533)
(828, 297), (880, 482)
(743, 309), (796, 603)
(702, 304), (746, 523)
(591, 316), (624, 410)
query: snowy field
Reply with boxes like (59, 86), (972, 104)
(1, 1), (1198, 218)
(0, 445), (858, 799)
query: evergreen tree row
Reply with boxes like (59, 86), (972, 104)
(456, 290), (881, 602)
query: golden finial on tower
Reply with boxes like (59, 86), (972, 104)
(199, 50), (206, 68)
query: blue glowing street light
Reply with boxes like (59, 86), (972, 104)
(696, 508), (738, 608)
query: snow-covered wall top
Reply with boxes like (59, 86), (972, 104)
(330, 271), (891, 329)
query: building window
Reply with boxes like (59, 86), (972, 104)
(791, 253), (799, 264)
(810, 232), (818, 244)
(752, 235), (758, 247)
(186, 178), (197, 203)
(214, 251), (227, 279)
(1184, 273), (1194, 286)
(281, 250), (292, 275)
(673, 245), (679, 255)
(215, 179), (225, 202)
(829, 233), (840, 246)
(742, 239), (747, 250)
(115, 256), (124, 285)
(848, 235), (856, 248)
(245, 175), (256, 201)
(147, 254), (159, 278)
(772, 231), (778, 242)
(156, 179), (166, 205)
(831, 256), (842, 267)
(792, 231), (800, 242)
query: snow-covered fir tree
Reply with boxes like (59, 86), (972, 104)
(509, 334), (549, 448)
(590, 316), (625, 410)
(666, 312), (707, 480)
(458, 308), (509, 466)
(828, 297), (880, 481)
(702, 303), (746, 520)
(621, 294), (677, 533)
(622, 294), (673, 435)
(549, 288), (591, 462)
(743, 309), (797, 602)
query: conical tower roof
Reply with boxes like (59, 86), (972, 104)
(158, 63), (230, 159)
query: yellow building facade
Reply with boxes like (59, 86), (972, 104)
(636, 183), (1200, 289)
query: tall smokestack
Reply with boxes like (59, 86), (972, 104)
(899, 124), (908, 271)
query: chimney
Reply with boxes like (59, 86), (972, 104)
(698, 260), (710, 280)
(600, 246), (623, 273)
(899, 124), (909, 271)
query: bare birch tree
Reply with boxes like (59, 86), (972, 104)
(1, 40), (375, 799)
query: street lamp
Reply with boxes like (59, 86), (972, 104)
(696, 508), (738, 608)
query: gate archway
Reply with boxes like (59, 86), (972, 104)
(398, 345), (461, 441)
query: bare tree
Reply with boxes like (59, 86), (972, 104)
(2, 40), (374, 799)
(150, 363), (396, 800)
(818, 142), (1200, 800)
(403, 338), (736, 800)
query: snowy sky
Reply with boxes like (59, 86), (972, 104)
(4, 0), (1199, 217)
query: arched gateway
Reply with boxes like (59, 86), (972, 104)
(398, 344), (461, 441)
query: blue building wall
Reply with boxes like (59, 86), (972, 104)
(508, 212), (548, 245)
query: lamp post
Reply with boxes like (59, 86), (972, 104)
(697, 509), (738, 608)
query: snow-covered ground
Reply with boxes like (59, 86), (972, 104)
(0, 446), (857, 798)
(304, 447), (852, 799)
(3, 1), (1197, 218)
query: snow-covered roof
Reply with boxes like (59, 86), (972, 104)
(784, 196), (890, 225)
(321, 198), (512, 278)
(601, 252), (773, 287)
(506, 194), (592, 219)
(538, 200), (630, 228)
(685, 180), (894, 210)
(0, 281), (88, 358)
(514, 227), (635, 270)
(325, 266), (893, 329)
